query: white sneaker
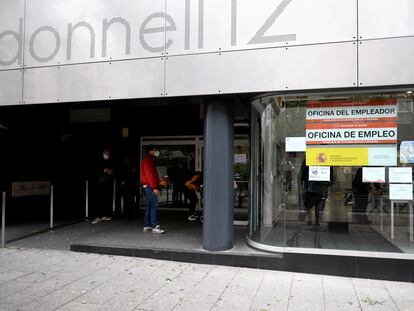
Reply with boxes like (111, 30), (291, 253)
(101, 216), (112, 221)
(152, 225), (165, 234)
(188, 214), (197, 221)
(91, 217), (101, 224)
(143, 226), (153, 232)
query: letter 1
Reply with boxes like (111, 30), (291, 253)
(231, 0), (237, 46)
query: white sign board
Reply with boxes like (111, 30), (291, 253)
(362, 167), (385, 183)
(389, 167), (413, 183)
(389, 183), (413, 201)
(234, 154), (247, 164)
(308, 166), (331, 181)
(306, 99), (397, 145)
(286, 137), (306, 152)
(368, 145), (397, 166)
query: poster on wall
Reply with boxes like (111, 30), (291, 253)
(362, 167), (385, 183)
(308, 166), (331, 181)
(400, 141), (414, 164)
(306, 99), (397, 145)
(389, 184), (413, 201)
(389, 167), (413, 183)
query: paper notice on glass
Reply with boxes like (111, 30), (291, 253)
(362, 167), (385, 183)
(368, 145), (397, 166)
(389, 167), (413, 183)
(309, 166), (331, 181)
(389, 183), (413, 201)
(400, 141), (414, 164)
(234, 154), (247, 164)
(286, 137), (306, 152)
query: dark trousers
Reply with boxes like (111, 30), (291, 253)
(184, 189), (198, 215)
(92, 183), (113, 217)
(298, 192), (324, 224)
(120, 184), (135, 216)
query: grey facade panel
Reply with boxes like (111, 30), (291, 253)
(359, 37), (414, 87)
(23, 58), (164, 104)
(0, 0), (24, 71)
(0, 0), (413, 104)
(165, 0), (357, 56)
(23, 0), (165, 68)
(165, 42), (357, 97)
(0, 69), (23, 106)
(359, 0), (414, 40)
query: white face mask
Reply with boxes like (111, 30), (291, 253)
(103, 153), (110, 160)
(154, 150), (160, 157)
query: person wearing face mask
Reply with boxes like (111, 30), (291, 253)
(140, 145), (165, 234)
(90, 146), (115, 224)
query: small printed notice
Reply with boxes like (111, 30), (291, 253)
(362, 167), (385, 183)
(234, 153), (247, 164)
(389, 167), (413, 183)
(389, 183), (413, 201)
(286, 137), (306, 152)
(400, 141), (414, 164)
(368, 145), (397, 166)
(308, 166), (331, 181)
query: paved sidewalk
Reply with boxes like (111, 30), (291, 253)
(0, 248), (413, 311)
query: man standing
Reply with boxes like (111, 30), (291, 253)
(140, 145), (165, 234)
(90, 146), (115, 224)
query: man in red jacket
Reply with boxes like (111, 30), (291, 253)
(140, 145), (165, 234)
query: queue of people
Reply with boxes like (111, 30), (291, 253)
(89, 144), (204, 234)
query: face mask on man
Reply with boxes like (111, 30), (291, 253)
(154, 150), (160, 157)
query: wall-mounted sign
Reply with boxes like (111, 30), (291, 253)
(234, 153), (247, 164)
(308, 166), (331, 181)
(389, 183), (413, 201)
(362, 167), (385, 183)
(306, 99), (397, 145)
(286, 137), (306, 152)
(389, 167), (413, 183)
(400, 141), (414, 164)
(306, 145), (397, 166)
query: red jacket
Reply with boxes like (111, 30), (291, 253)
(140, 153), (160, 190)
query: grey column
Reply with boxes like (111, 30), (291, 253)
(203, 100), (234, 251)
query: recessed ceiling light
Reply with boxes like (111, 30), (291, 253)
(407, 91), (413, 94)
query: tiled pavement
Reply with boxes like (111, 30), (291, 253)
(1, 247), (414, 311)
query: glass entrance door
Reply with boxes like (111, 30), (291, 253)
(140, 135), (250, 222)
(140, 136), (202, 208)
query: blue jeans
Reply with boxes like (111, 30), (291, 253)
(144, 187), (158, 227)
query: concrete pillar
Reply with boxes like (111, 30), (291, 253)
(203, 100), (234, 251)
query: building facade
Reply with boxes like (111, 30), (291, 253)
(1, 0), (414, 274)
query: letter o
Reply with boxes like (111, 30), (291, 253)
(29, 26), (60, 63)
(389, 130), (396, 137)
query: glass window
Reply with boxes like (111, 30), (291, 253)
(249, 91), (414, 254)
